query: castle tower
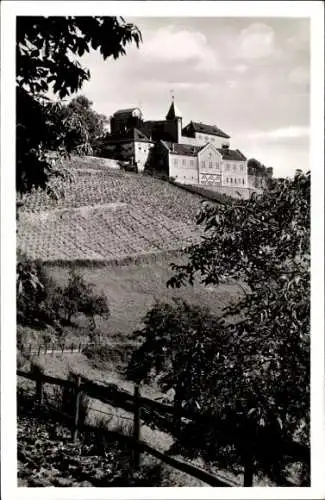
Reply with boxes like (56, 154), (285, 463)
(165, 95), (182, 143)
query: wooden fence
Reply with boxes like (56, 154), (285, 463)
(17, 369), (309, 487)
(18, 340), (108, 356)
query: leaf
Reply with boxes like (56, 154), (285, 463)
(259, 417), (266, 427)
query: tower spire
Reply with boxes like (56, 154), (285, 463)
(166, 91), (182, 120)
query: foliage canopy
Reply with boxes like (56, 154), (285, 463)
(129, 172), (310, 484)
(16, 16), (142, 194)
(17, 262), (109, 332)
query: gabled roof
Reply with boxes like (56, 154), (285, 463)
(185, 121), (230, 139)
(100, 128), (153, 144)
(132, 128), (151, 141)
(166, 101), (182, 120)
(217, 148), (247, 161)
(163, 142), (202, 156)
(113, 107), (141, 116)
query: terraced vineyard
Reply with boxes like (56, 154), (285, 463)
(18, 201), (203, 263)
(18, 157), (213, 262)
(19, 159), (206, 226)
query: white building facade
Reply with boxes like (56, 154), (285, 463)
(162, 141), (248, 189)
(104, 98), (249, 188)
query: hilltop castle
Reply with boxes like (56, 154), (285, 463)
(97, 98), (272, 191)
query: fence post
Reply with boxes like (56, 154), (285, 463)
(35, 373), (44, 406)
(72, 375), (82, 442)
(173, 392), (182, 432)
(38, 344), (41, 356)
(132, 384), (141, 470)
(243, 448), (254, 487)
(71, 342), (74, 354)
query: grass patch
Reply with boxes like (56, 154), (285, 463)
(44, 257), (243, 339)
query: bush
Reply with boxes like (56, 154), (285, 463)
(129, 173), (310, 484)
(16, 258), (60, 329)
(16, 261), (109, 334)
(84, 344), (133, 370)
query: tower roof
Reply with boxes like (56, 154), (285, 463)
(166, 99), (182, 120)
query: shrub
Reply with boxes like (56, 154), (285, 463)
(16, 258), (62, 330)
(16, 262), (110, 334)
(128, 172), (310, 485)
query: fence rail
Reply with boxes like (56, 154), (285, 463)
(18, 340), (107, 356)
(17, 369), (308, 487)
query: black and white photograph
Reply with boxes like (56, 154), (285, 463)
(1, 1), (324, 499)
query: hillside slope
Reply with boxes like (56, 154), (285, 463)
(19, 157), (209, 225)
(18, 203), (201, 262)
(17, 156), (243, 341)
(18, 156), (214, 263)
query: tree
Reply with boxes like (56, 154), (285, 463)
(16, 16), (142, 194)
(16, 257), (61, 329)
(83, 295), (110, 330)
(17, 262), (110, 333)
(61, 270), (110, 329)
(66, 95), (108, 145)
(129, 172), (310, 484)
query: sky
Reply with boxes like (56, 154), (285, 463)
(76, 16), (310, 178)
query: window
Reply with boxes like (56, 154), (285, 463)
(209, 161), (213, 169)
(174, 158), (178, 166)
(242, 178), (245, 185)
(205, 136), (209, 142)
(190, 159), (194, 166)
(233, 165), (236, 172)
(182, 158), (186, 166)
(201, 160), (205, 168)
(240, 165), (244, 172)
(226, 164), (230, 171)
(226, 177), (229, 183)
(230, 178), (233, 183)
